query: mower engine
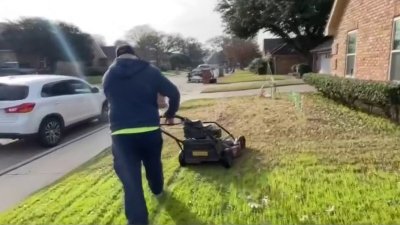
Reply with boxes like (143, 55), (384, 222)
(178, 119), (245, 168)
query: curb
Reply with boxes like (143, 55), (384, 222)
(0, 125), (108, 177)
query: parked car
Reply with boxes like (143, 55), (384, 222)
(196, 64), (212, 70)
(187, 68), (217, 84)
(187, 68), (203, 83)
(0, 61), (37, 76)
(0, 75), (108, 147)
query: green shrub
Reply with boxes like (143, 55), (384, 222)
(248, 58), (261, 74)
(297, 64), (311, 75)
(292, 64), (311, 77)
(248, 58), (273, 75)
(304, 73), (400, 121)
(85, 67), (106, 76)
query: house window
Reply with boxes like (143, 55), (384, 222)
(39, 57), (47, 69)
(390, 19), (400, 81)
(345, 31), (357, 76)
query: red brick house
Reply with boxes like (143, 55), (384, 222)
(326, 0), (400, 81)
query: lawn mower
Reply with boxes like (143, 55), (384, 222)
(160, 115), (246, 169)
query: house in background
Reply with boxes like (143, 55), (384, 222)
(55, 41), (109, 76)
(101, 46), (117, 65)
(1, 21), (115, 75)
(263, 38), (307, 75)
(0, 23), (16, 65)
(326, 0), (400, 81)
(0, 50), (17, 64)
(310, 38), (333, 74)
(91, 42), (108, 69)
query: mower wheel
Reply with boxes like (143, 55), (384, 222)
(238, 136), (246, 150)
(221, 151), (234, 169)
(178, 152), (187, 167)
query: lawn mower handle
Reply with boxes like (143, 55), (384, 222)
(159, 115), (236, 140)
(159, 114), (186, 126)
(159, 114), (186, 120)
(159, 114), (185, 151)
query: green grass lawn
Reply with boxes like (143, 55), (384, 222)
(1, 95), (400, 224)
(202, 79), (305, 93)
(218, 70), (292, 84)
(86, 76), (103, 85)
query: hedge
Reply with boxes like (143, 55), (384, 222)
(303, 73), (400, 122)
(248, 58), (273, 75)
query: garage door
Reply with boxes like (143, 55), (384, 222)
(318, 53), (331, 74)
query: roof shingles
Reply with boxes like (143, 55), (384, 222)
(101, 46), (117, 61)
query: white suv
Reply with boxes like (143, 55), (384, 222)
(0, 75), (108, 147)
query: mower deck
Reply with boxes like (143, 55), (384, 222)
(160, 115), (246, 169)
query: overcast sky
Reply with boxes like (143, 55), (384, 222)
(0, 0), (270, 47)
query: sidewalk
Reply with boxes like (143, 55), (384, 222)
(185, 84), (316, 101)
(0, 83), (315, 213)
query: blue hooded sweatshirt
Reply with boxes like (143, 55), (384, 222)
(102, 56), (180, 133)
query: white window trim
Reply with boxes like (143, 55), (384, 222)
(389, 17), (400, 81)
(345, 30), (358, 78)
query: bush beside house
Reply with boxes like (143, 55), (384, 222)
(290, 63), (312, 78)
(248, 58), (273, 75)
(304, 73), (400, 123)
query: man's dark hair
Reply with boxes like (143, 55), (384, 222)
(116, 44), (136, 57)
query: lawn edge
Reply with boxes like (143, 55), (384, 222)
(201, 82), (306, 93)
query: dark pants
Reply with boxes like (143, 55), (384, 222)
(111, 129), (164, 225)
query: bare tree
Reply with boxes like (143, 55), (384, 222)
(208, 35), (261, 68)
(125, 24), (157, 44)
(114, 39), (129, 47)
(91, 34), (106, 46)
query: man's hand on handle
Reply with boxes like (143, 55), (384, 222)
(164, 118), (175, 126)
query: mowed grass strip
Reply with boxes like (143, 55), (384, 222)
(1, 94), (400, 225)
(218, 70), (292, 84)
(84, 70), (181, 86)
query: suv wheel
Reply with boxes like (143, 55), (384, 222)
(38, 117), (63, 147)
(99, 103), (109, 123)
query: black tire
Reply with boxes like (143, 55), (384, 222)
(221, 151), (233, 169)
(179, 152), (187, 167)
(38, 117), (63, 147)
(238, 136), (246, 150)
(99, 102), (109, 123)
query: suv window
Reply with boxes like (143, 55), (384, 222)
(68, 80), (92, 94)
(41, 81), (74, 97)
(0, 83), (29, 101)
(41, 80), (93, 97)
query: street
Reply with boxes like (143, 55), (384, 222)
(0, 122), (105, 171)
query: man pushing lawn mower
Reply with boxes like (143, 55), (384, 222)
(102, 44), (180, 225)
